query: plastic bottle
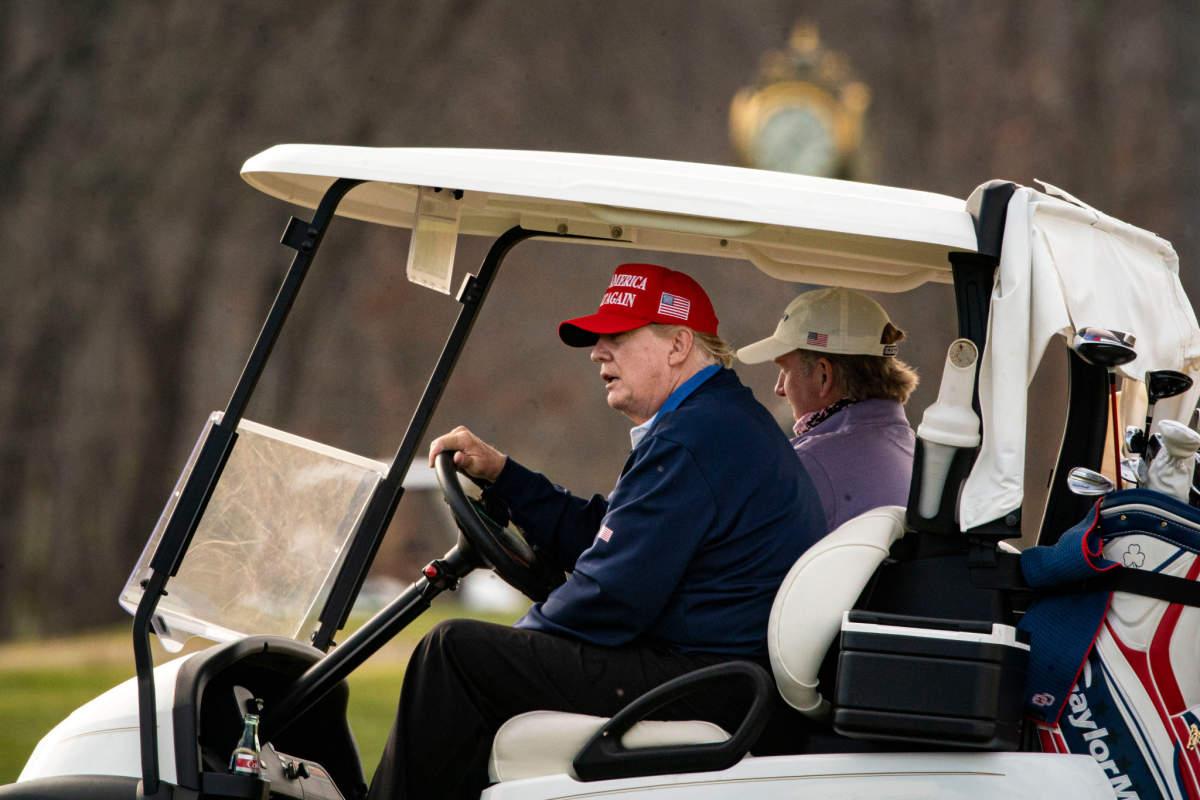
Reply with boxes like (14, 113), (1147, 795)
(229, 713), (263, 777)
(916, 339), (982, 519)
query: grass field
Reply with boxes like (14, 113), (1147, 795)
(0, 604), (521, 786)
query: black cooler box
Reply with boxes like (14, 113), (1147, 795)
(833, 611), (1029, 750)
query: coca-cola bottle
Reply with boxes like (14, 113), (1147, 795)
(229, 713), (263, 776)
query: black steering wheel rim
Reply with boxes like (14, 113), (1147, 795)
(434, 450), (562, 602)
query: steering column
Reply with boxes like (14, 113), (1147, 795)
(262, 451), (563, 742)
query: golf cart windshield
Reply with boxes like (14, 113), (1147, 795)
(120, 413), (387, 650)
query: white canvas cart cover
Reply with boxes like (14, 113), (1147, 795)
(961, 185), (1200, 531)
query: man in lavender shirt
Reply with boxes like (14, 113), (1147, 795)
(738, 288), (918, 532)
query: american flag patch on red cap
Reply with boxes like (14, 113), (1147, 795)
(658, 292), (691, 321)
(597, 525), (613, 542)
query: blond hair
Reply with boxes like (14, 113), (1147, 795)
(649, 324), (736, 368)
(796, 323), (919, 404)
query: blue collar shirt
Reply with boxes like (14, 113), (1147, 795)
(629, 364), (721, 449)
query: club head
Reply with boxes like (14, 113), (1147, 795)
(1120, 458), (1143, 488)
(1067, 466), (1115, 496)
(1146, 369), (1193, 403)
(1110, 330), (1136, 348)
(1072, 327), (1137, 369)
(1126, 425), (1146, 455)
(1146, 433), (1163, 463)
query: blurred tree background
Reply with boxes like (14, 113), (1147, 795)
(1, 0), (1199, 640)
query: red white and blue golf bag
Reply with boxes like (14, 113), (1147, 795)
(1020, 489), (1200, 799)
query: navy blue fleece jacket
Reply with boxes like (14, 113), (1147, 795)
(484, 367), (827, 656)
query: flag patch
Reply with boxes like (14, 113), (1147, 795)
(598, 525), (613, 542)
(658, 293), (691, 320)
(806, 331), (828, 347)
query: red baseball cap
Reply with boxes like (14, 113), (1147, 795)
(558, 263), (720, 347)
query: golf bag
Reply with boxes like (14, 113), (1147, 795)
(1020, 490), (1200, 800)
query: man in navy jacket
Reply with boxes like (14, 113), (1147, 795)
(369, 264), (827, 800)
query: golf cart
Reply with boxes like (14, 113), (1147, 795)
(5, 146), (1200, 800)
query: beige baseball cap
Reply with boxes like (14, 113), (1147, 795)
(737, 287), (898, 364)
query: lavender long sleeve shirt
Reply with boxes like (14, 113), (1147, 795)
(792, 398), (916, 532)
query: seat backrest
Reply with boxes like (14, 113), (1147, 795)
(767, 505), (907, 720)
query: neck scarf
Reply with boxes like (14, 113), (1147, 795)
(793, 397), (860, 437)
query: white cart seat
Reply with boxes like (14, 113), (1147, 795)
(487, 505), (908, 784)
(487, 710), (728, 783)
(768, 505), (907, 720)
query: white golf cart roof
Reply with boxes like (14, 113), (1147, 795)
(242, 145), (978, 292)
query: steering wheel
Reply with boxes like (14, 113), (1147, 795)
(434, 450), (565, 602)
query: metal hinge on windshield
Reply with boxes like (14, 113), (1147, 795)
(457, 273), (485, 305)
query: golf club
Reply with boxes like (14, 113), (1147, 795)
(1141, 369), (1193, 451)
(1120, 457), (1143, 487)
(1067, 466), (1115, 496)
(1146, 433), (1163, 464)
(1072, 327), (1137, 489)
(1126, 425), (1146, 457)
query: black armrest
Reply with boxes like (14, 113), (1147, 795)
(572, 661), (773, 783)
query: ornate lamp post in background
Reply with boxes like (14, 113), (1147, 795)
(730, 22), (871, 179)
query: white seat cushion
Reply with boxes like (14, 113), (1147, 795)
(767, 505), (907, 720)
(488, 710), (729, 783)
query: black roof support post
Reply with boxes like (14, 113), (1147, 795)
(132, 177), (363, 795)
(948, 251), (997, 415)
(956, 179), (1018, 414)
(310, 225), (539, 652)
(956, 180), (1021, 539)
(1037, 349), (1109, 546)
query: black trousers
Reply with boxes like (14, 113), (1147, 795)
(367, 619), (838, 800)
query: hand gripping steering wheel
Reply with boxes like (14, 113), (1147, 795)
(434, 450), (565, 602)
